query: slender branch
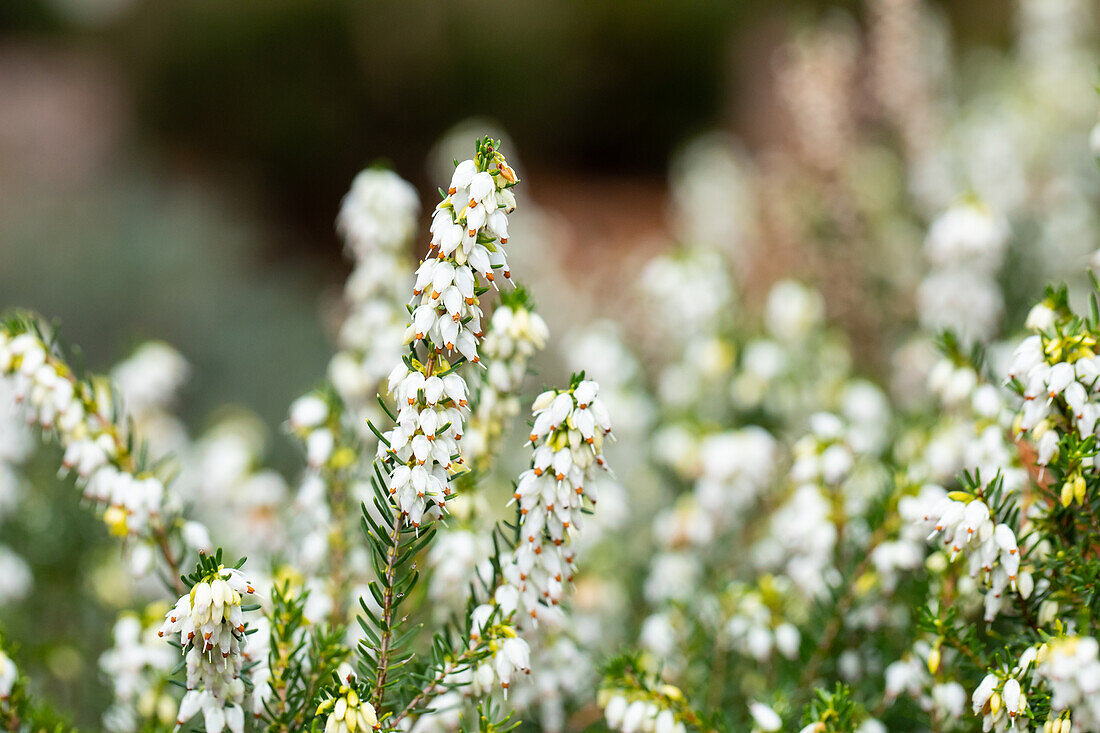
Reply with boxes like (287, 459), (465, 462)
(373, 511), (405, 708)
(153, 527), (186, 595)
(391, 644), (484, 727)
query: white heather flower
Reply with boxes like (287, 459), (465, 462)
(1036, 636), (1100, 728)
(749, 702), (782, 732)
(158, 566), (259, 731)
(289, 394), (329, 430)
(0, 649), (15, 700)
(765, 280), (825, 342)
(693, 427), (778, 529)
(644, 551), (701, 605)
(110, 341), (190, 416)
(0, 546), (31, 605)
(924, 202), (1009, 271)
(918, 270), (1003, 346)
(918, 201), (1009, 346)
(99, 612), (177, 730)
(885, 655), (927, 701)
(640, 249), (734, 343)
(601, 694), (682, 733)
(1026, 302), (1057, 332)
(930, 681), (967, 720)
(316, 685), (380, 733)
(972, 671), (1029, 732)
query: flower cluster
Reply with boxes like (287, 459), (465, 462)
(467, 615), (533, 695)
(498, 379), (612, 625)
(1010, 295), (1100, 497)
(603, 695), (687, 733)
(158, 560), (260, 732)
(380, 367), (468, 526)
(1035, 636), (1100, 730)
(316, 683), (380, 733)
(0, 323), (194, 576)
(972, 670), (1029, 732)
(330, 168), (420, 434)
(0, 379), (33, 607)
(599, 667), (693, 733)
(918, 486), (1031, 621)
(378, 138), (519, 526)
(917, 201), (1009, 346)
(100, 612), (178, 732)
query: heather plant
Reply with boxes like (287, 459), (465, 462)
(5, 2), (1100, 732)
(0, 139), (616, 732)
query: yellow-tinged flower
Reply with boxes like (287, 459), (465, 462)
(103, 505), (129, 537)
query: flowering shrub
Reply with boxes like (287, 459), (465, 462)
(0, 139), (615, 732)
(6, 2), (1100, 731)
